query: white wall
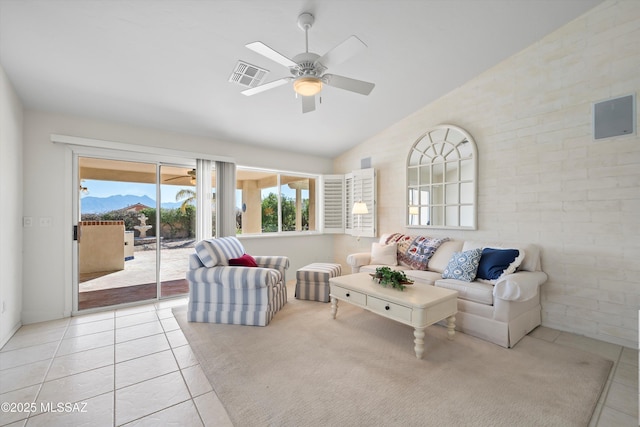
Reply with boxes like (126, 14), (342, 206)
(22, 110), (334, 324)
(0, 64), (24, 347)
(333, 1), (640, 348)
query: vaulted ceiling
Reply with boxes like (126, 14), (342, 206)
(0, 0), (602, 158)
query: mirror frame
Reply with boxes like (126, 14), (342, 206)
(406, 124), (478, 230)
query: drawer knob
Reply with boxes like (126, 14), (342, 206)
(385, 305), (390, 311)
(346, 292), (350, 297)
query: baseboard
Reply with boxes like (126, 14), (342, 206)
(0, 321), (22, 349)
(21, 310), (68, 325)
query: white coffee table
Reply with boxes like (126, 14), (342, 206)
(329, 272), (458, 359)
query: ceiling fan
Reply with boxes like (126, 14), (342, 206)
(241, 12), (375, 113)
(164, 169), (196, 185)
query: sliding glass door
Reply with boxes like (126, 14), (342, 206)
(77, 157), (196, 310)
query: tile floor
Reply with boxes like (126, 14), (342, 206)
(529, 327), (638, 427)
(0, 296), (638, 426)
(0, 297), (232, 427)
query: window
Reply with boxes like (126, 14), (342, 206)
(236, 168), (317, 235)
(280, 175), (313, 231)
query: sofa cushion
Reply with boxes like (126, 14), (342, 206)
(404, 269), (443, 286)
(370, 243), (398, 266)
(406, 236), (449, 270)
(476, 248), (523, 281)
(194, 236), (245, 267)
(435, 278), (494, 305)
(428, 240), (464, 273)
(518, 243), (541, 272)
(359, 264), (412, 275)
(384, 233), (416, 267)
(441, 248), (483, 282)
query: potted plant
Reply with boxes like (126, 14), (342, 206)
(372, 266), (413, 291)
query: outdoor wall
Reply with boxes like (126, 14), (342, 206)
(21, 110), (334, 324)
(0, 63), (24, 347)
(78, 221), (125, 274)
(333, 1), (639, 348)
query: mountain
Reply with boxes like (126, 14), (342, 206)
(80, 195), (184, 214)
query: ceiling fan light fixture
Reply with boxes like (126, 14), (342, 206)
(293, 77), (322, 96)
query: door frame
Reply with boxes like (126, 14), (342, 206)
(70, 149), (197, 314)
(54, 133), (233, 315)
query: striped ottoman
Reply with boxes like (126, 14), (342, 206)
(295, 263), (342, 302)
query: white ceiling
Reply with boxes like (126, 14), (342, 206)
(0, 0), (602, 158)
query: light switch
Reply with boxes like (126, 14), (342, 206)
(39, 217), (53, 227)
(23, 217), (33, 227)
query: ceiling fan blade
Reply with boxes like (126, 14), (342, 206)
(301, 95), (316, 113)
(315, 35), (367, 70)
(323, 74), (375, 95)
(164, 176), (188, 182)
(241, 77), (292, 96)
(246, 41), (297, 68)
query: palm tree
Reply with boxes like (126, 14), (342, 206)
(176, 189), (195, 213)
(175, 189), (216, 213)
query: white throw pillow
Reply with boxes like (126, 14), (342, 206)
(370, 243), (398, 266)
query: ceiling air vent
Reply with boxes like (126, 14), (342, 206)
(229, 61), (268, 88)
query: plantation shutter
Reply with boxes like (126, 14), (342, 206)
(321, 169), (376, 237)
(350, 168), (376, 238)
(320, 175), (345, 233)
(344, 173), (354, 234)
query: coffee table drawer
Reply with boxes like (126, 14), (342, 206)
(367, 296), (412, 322)
(331, 286), (366, 306)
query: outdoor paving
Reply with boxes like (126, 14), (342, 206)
(80, 241), (194, 292)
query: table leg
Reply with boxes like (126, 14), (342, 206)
(330, 296), (338, 319)
(413, 327), (426, 359)
(447, 315), (456, 340)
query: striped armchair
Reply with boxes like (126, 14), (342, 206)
(186, 236), (289, 326)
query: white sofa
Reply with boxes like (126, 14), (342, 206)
(346, 233), (548, 348)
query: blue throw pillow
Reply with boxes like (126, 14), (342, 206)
(442, 248), (483, 282)
(476, 248), (520, 280)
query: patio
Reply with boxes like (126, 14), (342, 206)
(79, 239), (193, 310)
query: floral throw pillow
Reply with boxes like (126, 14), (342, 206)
(442, 248), (483, 282)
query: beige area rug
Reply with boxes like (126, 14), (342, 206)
(174, 289), (612, 427)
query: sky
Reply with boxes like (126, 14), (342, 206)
(80, 180), (300, 208)
(81, 180), (186, 202)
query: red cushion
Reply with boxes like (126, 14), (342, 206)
(229, 253), (258, 267)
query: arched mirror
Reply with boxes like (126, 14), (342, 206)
(406, 124), (477, 229)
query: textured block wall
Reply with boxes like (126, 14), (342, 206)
(334, 1), (640, 348)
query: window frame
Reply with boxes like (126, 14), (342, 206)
(236, 166), (321, 237)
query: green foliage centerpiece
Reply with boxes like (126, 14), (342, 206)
(372, 266), (413, 291)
